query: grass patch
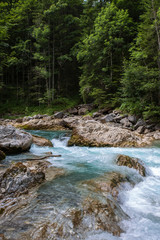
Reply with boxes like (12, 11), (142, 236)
(0, 96), (81, 119)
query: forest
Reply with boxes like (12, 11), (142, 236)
(0, 0), (160, 120)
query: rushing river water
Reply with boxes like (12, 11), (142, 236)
(3, 130), (160, 240)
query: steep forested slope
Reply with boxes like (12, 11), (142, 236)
(0, 0), (160, 119)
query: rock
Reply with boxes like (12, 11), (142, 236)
(32, 134), (53, 147)
(92, 112), (102, 118)
(134, 119), (146, 130)
(78, 172), (130, 236)
(44, 116), (52, 121)
(13, 117), (67, 131)
(67, 118), (154, 147)
(78, 104), (95, 112)
(116, 154), (146, 177)
(15, 118), (23, 123)
(155, 124), (160, 130)
(98, 108), (112, 114)
(77, 104), (95, 116)
(100, 113), (115, 123)
(23, 116), (32, 122)
(120, 117), (132, 127)
(33, 114), (43, 119)
(113, 110), (123, 115)
(146, 124), (155, 131)
(0, 162), (45, 198)
(0, 161), (66, 240)
(136, 126), (145, 134)
(82, 115), (93, 120)
(0, 125), (32, 154)
(3, 115), (160, 147)
(144, 129), (150, 134)
(128, 115), (137, 124)
(68, 108), (78, 115)
(114, 115), (125, 123)
(28, 172), (129, 239)
(81, 172), (129, 199)
(54, 111), (64, 119)
(153, 131), (160, 140)
(0, 234), (6, 240)
(0, 160), (65, 200)
(78, 107), (88, 115)
(0, 150), (5, 161)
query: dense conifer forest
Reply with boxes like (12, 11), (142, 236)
(0, 0), (160, 119)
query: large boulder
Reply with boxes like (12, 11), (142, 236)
(0, 162), (45, 199)
(0, 160), (65, 200)
(66, 118), (155, 147)
(0, 125), (32, 154)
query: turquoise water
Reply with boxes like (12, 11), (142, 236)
(3, 130), (160, 239)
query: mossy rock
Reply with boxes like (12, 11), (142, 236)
(0, 150), (6, 161)
(116, 154), (146, 177)
(68, 132), (108, 147)
(0, 208), (5, 215)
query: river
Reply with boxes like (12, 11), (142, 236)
(3, 130), (160, 240)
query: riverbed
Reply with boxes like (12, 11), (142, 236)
(1, 130), (160, 240)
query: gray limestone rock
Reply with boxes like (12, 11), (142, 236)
(0, 125), (32, 154)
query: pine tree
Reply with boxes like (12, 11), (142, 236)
(121, 0), (160, 119)
(78, 2), (133, 107)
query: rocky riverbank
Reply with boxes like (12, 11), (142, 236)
(0, 106), (160, 147)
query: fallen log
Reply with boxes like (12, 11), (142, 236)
(23, 154), (61, 161)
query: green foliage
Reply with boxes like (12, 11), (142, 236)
(121, 1), (160, 119)
(0, 0), (160, 121)
(78, 2), (133, 106)
(0, 96), (80, 118)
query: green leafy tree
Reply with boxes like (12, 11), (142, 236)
(121, 0), (160, 119)
(78, 2), (133, 106)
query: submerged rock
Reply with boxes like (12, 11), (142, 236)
(116, 154), (146, 177)
(32, 134), (53, 147)
(80, 172), (129, 200)
(30, 173), (128, 240)
(0, 125), (32, 154)
(24, 172), (129, 240)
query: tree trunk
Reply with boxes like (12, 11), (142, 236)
(151, 0), (160, 104)
(52, 32), (55, 101)
(151, 0), (160, 68)
(110, 50), (113, 82)
(16, 66), (19, 100)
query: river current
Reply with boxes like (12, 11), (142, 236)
(4, 130), (160, 240)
